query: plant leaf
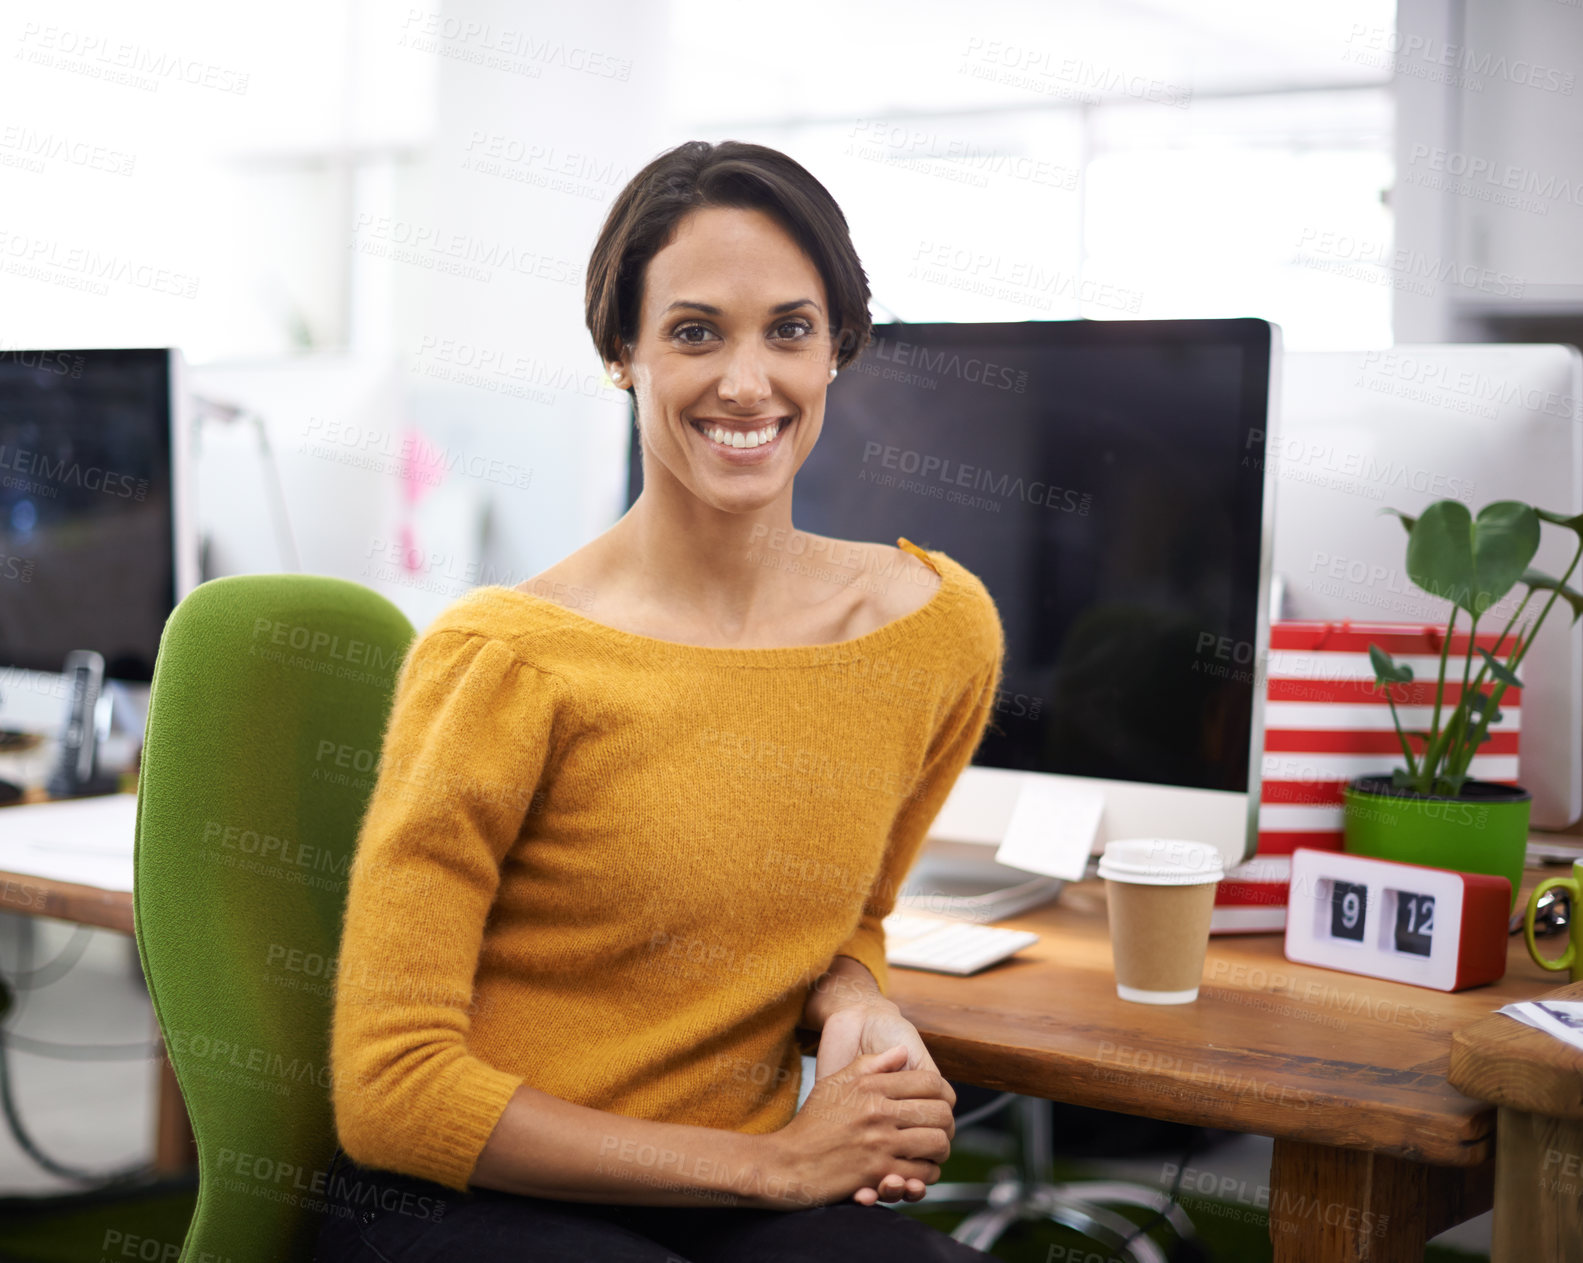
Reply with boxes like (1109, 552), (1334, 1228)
(1379, 506), (1418, 534)
(1406, 500), (1540, 615)
(1476, 646), (1523, 689)
(1390, 766), (1417, 789)
(1368, 643), (1414, 684)
(1537, 508), (1583, 533)
(1523, 568), (1583, 624)
(1405, 501), (1475, 608)
(1470, 502), (1542, 614)
(1466, 692), (1504, 724)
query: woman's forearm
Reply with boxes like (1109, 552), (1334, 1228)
(470, 1082), (793, 1208)
(801, 954), (897, 1030)
(470, 958), (897, 1207)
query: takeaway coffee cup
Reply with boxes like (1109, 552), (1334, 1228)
(1098, 838), (1225, 1004)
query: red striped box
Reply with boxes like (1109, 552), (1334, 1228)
(1211, 620), (1523, 934)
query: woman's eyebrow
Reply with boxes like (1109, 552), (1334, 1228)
(662, 298), (823, 316)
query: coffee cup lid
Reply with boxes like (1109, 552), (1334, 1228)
(1097, 838), (1225, 886)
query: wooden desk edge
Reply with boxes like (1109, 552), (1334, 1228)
(1449, 979), (1583, 1120)
(903, 1024), (1498, 1168)
(0, 869), (135, 936)
(0, 789), (138, 935)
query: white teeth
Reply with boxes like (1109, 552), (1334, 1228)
(701, 420), (782, 449)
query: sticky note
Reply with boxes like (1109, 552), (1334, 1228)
(993, 778), (1106, 880)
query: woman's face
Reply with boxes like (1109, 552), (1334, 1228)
(614, 205), (840, 515)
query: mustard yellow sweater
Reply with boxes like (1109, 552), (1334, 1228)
(329, 537), (1006, 1192)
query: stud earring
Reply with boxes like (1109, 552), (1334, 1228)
(829, 367), (838, 379)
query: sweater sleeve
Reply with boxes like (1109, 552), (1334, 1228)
(329, 628), (562, 1192)
(831, 622), (1006, 998)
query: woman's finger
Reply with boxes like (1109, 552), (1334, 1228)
(855, 1171), (931, 1204)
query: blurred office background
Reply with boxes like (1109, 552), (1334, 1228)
(0, 0), (1427, 633)
(1, 1), (1578, 1254)
(6, 0), (1572, 634)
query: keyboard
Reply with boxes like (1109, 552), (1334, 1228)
(882, 911), (1040, 976)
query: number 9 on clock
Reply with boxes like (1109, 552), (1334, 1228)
(1330, 880), (1368, 943)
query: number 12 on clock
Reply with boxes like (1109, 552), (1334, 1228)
(1394, 892), (1435, 957)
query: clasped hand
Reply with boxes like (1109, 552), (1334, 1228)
(813, 999), (956, 1205)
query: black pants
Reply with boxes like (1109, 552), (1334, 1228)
(313, 1146), (992, 1262)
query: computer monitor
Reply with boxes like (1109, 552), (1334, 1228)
(0, 347), (197, 735)
(624, 318), (1281, 871)
(1273, 345), (1583, 831)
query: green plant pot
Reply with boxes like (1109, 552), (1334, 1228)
(1341, 775), (1531, 911)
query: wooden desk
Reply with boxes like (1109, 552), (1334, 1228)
(0, 788), (196, 1174)
(888, 873), (1562, 1263)
(0, 784), (1567, 1256)
(1449, 978), (1583, 1261)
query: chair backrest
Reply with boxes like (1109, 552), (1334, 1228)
(133, 574), (414, 1262)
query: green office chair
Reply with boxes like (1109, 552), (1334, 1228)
(132, 574), (414, 1262)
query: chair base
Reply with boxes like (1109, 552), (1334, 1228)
(924, 1096), (1196, 1263)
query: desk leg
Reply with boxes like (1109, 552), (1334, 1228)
(1490, 1107), (1583, 1261)
(152, 1032), (197, 1174)
(1268, 1138), (1492, 1262)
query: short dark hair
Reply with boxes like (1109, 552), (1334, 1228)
(585, 140), (873, 384)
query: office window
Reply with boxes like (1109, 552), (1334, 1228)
(711, 85), (1392, 351)
(666, 2), (1396, 350)
(0, 0), (434, 361)
(1084, 89), (1395, 348)
(2, 1), (1396, 358)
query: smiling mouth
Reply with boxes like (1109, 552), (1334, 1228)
(690, 416), (792, 451)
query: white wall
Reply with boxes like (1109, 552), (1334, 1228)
(184, 1), (670, 632)
(396, 0), (667, 628)
(1393, 0), (1583, 340)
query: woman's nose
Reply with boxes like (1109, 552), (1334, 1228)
(716, 350), (772, 403)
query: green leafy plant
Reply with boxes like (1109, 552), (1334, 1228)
(1367, 500), (1583, 797)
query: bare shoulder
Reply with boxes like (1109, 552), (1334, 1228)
(851, 539), (942, 625)
(513, 547), (603, 612)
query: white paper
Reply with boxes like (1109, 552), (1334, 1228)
(1499, 1001), (1583, 1055)
(0, 792), (138, 892)
(993, 778), (1105, 881)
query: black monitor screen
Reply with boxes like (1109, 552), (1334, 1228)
(627, 318), (1271, 794)
(0, 348), (175, 682)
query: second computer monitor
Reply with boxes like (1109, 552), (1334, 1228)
(1274, 344), (1583, 830)
(0, 347), (196, 735)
